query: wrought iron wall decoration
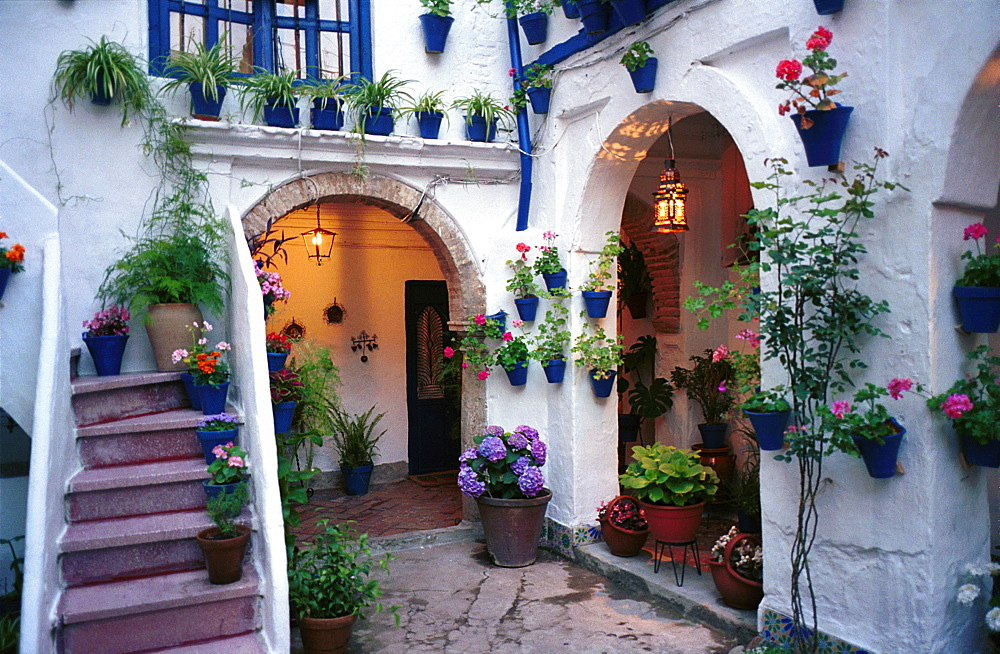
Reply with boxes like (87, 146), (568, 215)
(281, 318), (306, 341)
(351, 331), (379, 362)
(323, 299), (345, 325)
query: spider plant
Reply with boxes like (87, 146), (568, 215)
(238, 68), (300, 121)
(343, 70), (413, 133)
(52, 36), (152, 126)
(451, 90), (514, 128)
(304, 76), (349, 110)
(397, 90), (449, 120)
(159, 38), (241, 103)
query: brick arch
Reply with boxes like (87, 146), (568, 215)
(621, 192), (680, 333)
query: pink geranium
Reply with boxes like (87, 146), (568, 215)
(474, 314), (487, 326)
(712, 345), (729, 363)
(444, 346), (455, 358)
(964, 223), (988, 241)
(887, 377), (913, 399)
(477, 369), (490, 381)
(831, 400), (851, 419)
(502, 332), (514, 342)
(941, 394), (974, 419)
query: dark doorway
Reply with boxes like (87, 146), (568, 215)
(405, 281), (459, 475)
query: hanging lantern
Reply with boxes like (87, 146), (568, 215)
(652, 159), (689, 233)
(300, 203), (336, 266)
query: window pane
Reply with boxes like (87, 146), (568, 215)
(221, 0), (251, 12)
(223, 23), (255, 73)
(275, 28), (308, 77)
(319, 31), (350, 78)
(319, 0), (349, 21)
(275, 0), (306, 19)
(170, 13), (205, 54)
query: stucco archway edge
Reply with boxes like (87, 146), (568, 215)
(241, 172), (486, 322)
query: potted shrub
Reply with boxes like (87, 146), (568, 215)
(158, 39), (240, 120)
(581, 231), (625, 318)
(270, 367), (305, 434)
(397, 89), (450, 139)
(727, 457), (761, 534)
(742, 386), (792, 451)
(0, 232), (25, 303)
(196, 482), (251, 585)
(451, 90), (513, 143)
(343, 70), (414, 136)
(238, 67), (300, 128)
(510, 63), (553, 115)
(952, 222), (1000, 333)
(506, 242), (545, 321)
(266, 332), (293, 372)
(194, 412), (241, 464)
(621, 41), (658, 94)
(494, 324), (532, 386)
(708, 526), (763, 609)
(775, 26), (852, 167)
(618, 443), (719, 543)
(928, 345), (1000, 467)
(571, 325), (624, 397)
(304, 77), (348, 131)
(330, 405), (387, 495)
(596, 496), (649, 557)
(203, 441), (249, 501)
(288, 520), (399, 654)
(52, 36), (152, 126)
(617, 240), (652, 318)
(618, 335), (674, 442)
(534, 230), (567, 291)
(82, 305), (131, 376)
(458, 424), (550, 567)
(670, 346), (736, 448)
(532, 302), (571, 383)
(419, 0), (454, 54)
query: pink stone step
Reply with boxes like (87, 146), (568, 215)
(145, 631), (266, 653)
(76, 409), (211, 469)
(59, 568), (260, 654)
(72, 372), (190, 428)
(67, 460), (208, 522)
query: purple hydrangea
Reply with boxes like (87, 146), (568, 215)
(511, 456), (531, 476)
(530, 439), (547, 466)
(458, 467), (486, 498)
(484, 425), (505, 437)
(479, 436), (507, 462)
(459, 447), (480, 464)
(514, 425), (538, 440)
(517, 466), (545, 497)
(507, 432), (529, 451)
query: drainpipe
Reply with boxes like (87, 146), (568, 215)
(506, 13), (532, 232)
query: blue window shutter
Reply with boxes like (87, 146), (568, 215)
(351, 0), (372, 81)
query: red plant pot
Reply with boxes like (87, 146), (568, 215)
(639, 501), (705, 543)
(599, 518), (649, 557)
(708, 533), (763, 610)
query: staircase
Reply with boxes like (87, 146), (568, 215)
(57, 369), (265, 653)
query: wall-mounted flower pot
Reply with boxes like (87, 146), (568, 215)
(582, 290), (613, 318)
(851, 418), (905, 479)
(416, 111), (444, 139)
(196, 428), (239, 465)
(342, 463), (374, 495)
(543, 359), (566, 383)
(82, 333), (129, 376)
(263, 101), (299, 128)
(365, 106), (395, 136)
(590, 369), (617, 398)
(697, 423), (728, 449)
(310, 100), (344, 131)
(272, 400), (297, 434)
(197, 382), (230, 416)
(525, 86), (551, 114)
(542, 268), (568, 291)
(465, 115), (498, 142)
(628, 57), (658, 93)
(419, 13), (454, 54)
(790, 105), (853, 167)
(744, 409), (791, 450)
(561, 0), (581, 19)
(514, 296), (540, 322)
(189, 83), (226, 120)
(960, 432), (1000, 468)
(0, 268), (10, 302)
(91, 75), (112, 105)
(504, 361), (529, 386)
(486, 310), (507, 332)
(609, 0), (646, 25)
(813, 0), (845, 15)
(953, 286), (1000, 333)
(577, 0), (611, 34)
(267, 351), (289, 372)
(518, 12), (549, 45)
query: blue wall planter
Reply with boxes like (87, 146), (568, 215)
(311, 101), (344, 131)
(189, 83), (226, 120)
(514, 297), (540, 322)
(960, 433), (1000, 468)
(267, 352), (289, 372)
(273, 400), (297, 434)
(263, 102), (299, 128)
(197, 382), (230, 416)
(419, 13), (454, 54)
(417, 111), (444, 139)
(790, 106), (853, 167)
(504, 362), (529, 386)
(486, 310), (507, 332)
(590, 369), (617, 398)
(561, 0), (581, 18)
(542, 268), (568, 291)
(365, 107), (395, 136)
(526, 86), (551, 114)
(465, 115), (498, 142)
(342, 463), (374, 495)
(628, 58), (658, 93)
(852, 419), (905, 479)
(582, 290), (613, 318)
(196, 428), (239, 465)
(82, 333), (129, 376)
(953, 286), (1000, 333)
(744, 409), (791, 451)
(697, 423), (728, 449)
(813, 0), (845, 14)
(609, 0), (646, 25)
(0, 268), (9, 302)
(543, 359), (566, 383)
(519, 12), (549, 45)
(577, 0), (611, 34)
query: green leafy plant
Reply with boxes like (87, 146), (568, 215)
(475, 0), (554, 18)
(532, 302), (571, 362)
(159, 38), (240, 103)
(582, 231), (625, 292)
(743, 386), (791, 413)
(620, 41), (653, 72)
(618, 443), (719, 506)
(303, 76), (349, 111)
(670, 348), (736, 425)
(493, 329), (531, 371)
(420, 0), (453, 16)
(726, 456), (761, 520)
(238, 67), (300, 120)
(0, 613), (19, 654)
(617, 241), (652, 305)
(505, 243), (543, 299)
(396, 89), (450, 123)
(204, 481), (249, 536)
(571, 325), (624, 379)
(343, 70), (414, 132)
(533, 230), (563, 275)
(0, 536), (24, 605)
(270, 368), (305, 404)
(618, 335), (674, 422)
(330, 405), (387, 468)
(451, 90), (514, 129)
(510, 63), (553, 110)
(287, 520), (399, 622)
(927, 345), (1000, 445)
(52, 36), (153, 126)
(820, 379), (920, 455)
(446, 313), (505, 379)
(956, 223), (1000, 287)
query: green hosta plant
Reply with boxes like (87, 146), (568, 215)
(618, 443), (719, 506)
(571, 325), (624, 380)
(52, 36), (153, 126)
(582, 231), (625, 292)
(420, 0), (453, 17)
(620, 41), (653, 72)
(159, 38), (240, 103)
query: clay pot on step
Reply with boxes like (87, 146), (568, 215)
(298, 613), (358, 654)
(196, 524), (250, 584)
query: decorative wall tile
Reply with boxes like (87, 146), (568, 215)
(760, 609), (870, 654)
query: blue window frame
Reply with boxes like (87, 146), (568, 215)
(148, 0), (372, 80)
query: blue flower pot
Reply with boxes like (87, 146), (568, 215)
(202, 479), (241, 501)
(697, 423), (728, 449)
(197, 382), (230, 416)
(311, 101), (344, 131)
(181, 372), (201, 411)
(342, 463), (374, 496)
(960, 432), (1000, 468)
(518, 12), (549, 45)
(577, 0), (611, 34)
(504, 361), (529, 386)
(365, 107), (395, 136)
(514, 297), (540, 322)
(561, 0), (581, 19)
(189, 83), (226, 120)
(525, 86), (551, 114)
(590, 369), (617, 398)
(582, 290), (613, 319)
(852, 419), (905, 479)
(790, 106), (853, 167)
(609, 0), (646, 25)
(953, 286), (1000, 333)
(263, 102), (299, 128)
(619, 414), (641, 442)
(465, 115), (498, 143)
(813, 0), (845, 14)
(737, 509), (762, 535)
(543, 359), (566, 383)
(267, 352), (289, 373)
(273, 400), (297, 434)
(419, 13), (454, 53)
(196, 428), (239, 465)
(417, 111), (444, 139)
(486, 310), (507, 332)
(744, 409), (791, 451)
(542, 268), (568, 291)
(0, 268), (9, 302)
(628, 57), (658, 93)
(82, 333), (129, 377)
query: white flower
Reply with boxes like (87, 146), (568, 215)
(987, 607), (1000, 631)
(958, 583), (980, 605)
(203, 321), (213, 332)
(171, 349), (188, 364)
(198, 338), (208, 345)
(216, 341), (231, 351)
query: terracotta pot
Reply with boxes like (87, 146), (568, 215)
(145, 303), (202, 372)
(196, 525), (250, 584)
(599, 519), (649, 557)
(708, 532), (763, 609)
(298, 613), (358, 654)
(476, 489), (551, 567)
(639, 501), (704, 543)
(693, 443), (736, 501)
